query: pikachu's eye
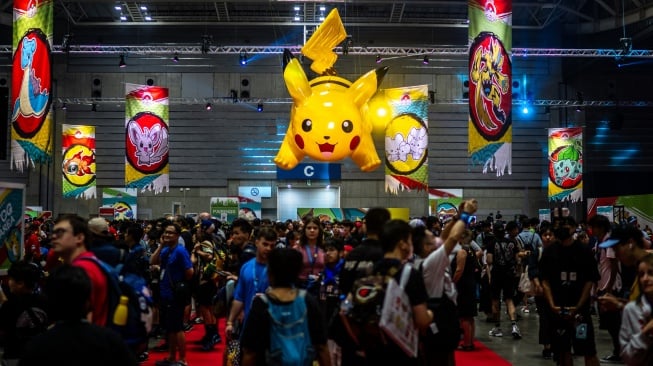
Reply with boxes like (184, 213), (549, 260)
(302, 119), (312, 132)
(341, 120), (353, 133)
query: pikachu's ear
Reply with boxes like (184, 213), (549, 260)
(349, 66), (388, 108)
(283, 49), (312, 103)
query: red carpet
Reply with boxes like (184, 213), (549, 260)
(144, 319), (511, 366)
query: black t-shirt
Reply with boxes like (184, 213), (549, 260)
(240, 291), (327, 366)
(487, 236), (519, 272)
(339, 239), (384, 295)
(539, 241), (600, 308)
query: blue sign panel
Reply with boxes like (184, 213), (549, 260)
(276, 163), (341, 180)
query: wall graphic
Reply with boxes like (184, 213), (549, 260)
(0, 183), (25, 273)
(62, 125), (96, 199)
(102, 187), (137, 221)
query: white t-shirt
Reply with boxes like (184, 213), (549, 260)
(421, 244), (458, 303)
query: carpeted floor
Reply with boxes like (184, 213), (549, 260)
(143, 318), (511, 366)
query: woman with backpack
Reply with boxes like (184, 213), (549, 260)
(240, 248), (330, 366)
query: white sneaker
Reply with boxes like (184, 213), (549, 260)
(489, 327), (503, 337)
(511, 324), (522, 339)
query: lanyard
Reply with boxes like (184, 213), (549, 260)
(252, 261), (267, 293)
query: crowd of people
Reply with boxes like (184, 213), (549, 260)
(1, 201), (653, 366)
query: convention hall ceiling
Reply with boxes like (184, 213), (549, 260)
(1, 1), (652, 48)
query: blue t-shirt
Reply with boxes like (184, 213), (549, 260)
(234, 258), (268, 318)
(160, 244), (193, 300)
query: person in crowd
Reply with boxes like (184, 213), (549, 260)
(150, 223), (194, 366)
(618, 254), (653, 365)
(226, 218), (257, 276)
(487, 221), (525, 339)
(359, 219), (432, 365)
(517, 217), (542, 314)
(23, 223), (42, 264)
(452, 229), (480, 351)
(420, 199), (477, 365)
(240, 248), (331, 366)
(587, 214), (623, 363)
(527, 223), (555, 359)
(87, 217), (124, 268)
(50, 215), (108, 326)
(540, 216), (600, 366)
(191, 227), (222, 351)
(123, 223), (150, 278)
(409, 222), (438, 269)
(0, 261), (48, 365)
(318, 237), (345, 365)
(296, 217), (326, 296)
(225, 227), (278, 339)
(18, 264), (137, 366)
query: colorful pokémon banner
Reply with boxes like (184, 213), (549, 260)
(62, 125), (96, 199)
(548, 128), (583, 203)
(0, 183), (25, 273)
(102, 187), (137, 221)
(11, 0), (54, 171)
(125, 84), (169, 193)
(468, 0), (512, 176)
(374, 85), (429, 194)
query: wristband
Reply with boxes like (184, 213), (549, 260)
(459, 212), (472, 227)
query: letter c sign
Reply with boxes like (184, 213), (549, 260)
(304, 165), (315, 177)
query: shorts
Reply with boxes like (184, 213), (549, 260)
(490, 269), (516, 301)
(161, 298), (185, 333)
(551, 312), (596, 357)
(196, 281), (218, 306)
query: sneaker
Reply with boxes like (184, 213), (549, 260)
(511, 324), (522, 339)
(154, 359), (178, 366)
(201, 334), (222, 351)
(542, 349), (553, 360)
(488, 327), (503, 337)
(194, 334), (210, 345)
(600, 354), (623, 363)
(183, 322), (194, 332)
(522, 306), (530, 314)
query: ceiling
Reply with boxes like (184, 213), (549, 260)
(2, 1), (653, 49)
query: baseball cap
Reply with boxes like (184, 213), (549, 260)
(599, 226), (633, 248)
(88, 217), (109, 236)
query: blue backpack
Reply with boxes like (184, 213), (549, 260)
(260, 289), (315, 366)
(78, 256), (153, 349)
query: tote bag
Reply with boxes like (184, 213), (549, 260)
(379, 265), (418, 358)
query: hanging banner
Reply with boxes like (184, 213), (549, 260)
(102, 187), (137, 221)
(0, 183), (25, 273)
(373, 85), (428, 194)
(125, 83), (169, 194)
(62, 125), (96, 199)
(10, 0), (54, 171)
(468, 0), (512, 176)
(548, 127), (583, 203)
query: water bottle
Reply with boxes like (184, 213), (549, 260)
(113, 295), (129, 326)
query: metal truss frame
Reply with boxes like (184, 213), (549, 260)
(1, 45), (652, 58)
(55, 97), (653, 108)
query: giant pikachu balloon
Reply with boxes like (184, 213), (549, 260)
(274, 9), (388, 172)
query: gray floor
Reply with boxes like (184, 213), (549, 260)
(475, 304), (617, 365)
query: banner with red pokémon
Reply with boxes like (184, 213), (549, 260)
(125, 84), (169, 194)
(62, 125), (96, 199)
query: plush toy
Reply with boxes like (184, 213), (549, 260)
(273, 9), (388, 172)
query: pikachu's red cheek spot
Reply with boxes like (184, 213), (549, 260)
(350, 136), (360, 151)
(295, 135), (305, 149)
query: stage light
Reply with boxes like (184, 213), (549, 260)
(230, 90), (238, 103)
(342, 35), (352, 55)
(201, 35), (211, 54)
(120, 15), (127, 21)
(172, 52), (179, 63)
(119, 54), (126, 68)
(61, 34), (72, 53)
(620, 37), (632, 55)
(428, 90), (435, 104)
(423, 55), (429, 65)
(257, 103), (263, 112)
(375, 54), (382, 63)
(61, 102), (67, 110)
(239, 52), (248, 65)
(522, 106), (529, 114)
(205, 103), (212, 111)
(91, 103), (97, 112)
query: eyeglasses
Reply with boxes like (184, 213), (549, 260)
(52, 228), (70, 236)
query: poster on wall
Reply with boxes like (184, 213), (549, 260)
(468, 0), (512, 176)
(538, 208), (551, 223)
(588, 194), (653, 229)
(10, 0), (54, 171)
(428, 188), (463, 217)
(548, 128), (583, 203)
(125, 83), (169, 194)
(375, 85), (429, 194)
(597, 206), (613, 220)
(436, 198), (463, 221)
(297, 208), (368, 222)
(238, 197), (261, 221)
(62, 124), (96, 199)
(210, 197), (239, 223)
(102, 187), (137, 221)
(0, 183), (25, 273)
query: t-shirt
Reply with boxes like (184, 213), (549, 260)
(487, 236), (519, 272)
(159, 244), (193, 301)
(240, 291), (327, 366)
(72, 252), (109, 326)
(339, 239), (384, 295)
(539, 240), (600, 309)
(234, 258), (269, 318)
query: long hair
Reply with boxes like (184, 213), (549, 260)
(300, 217), (324, 247)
